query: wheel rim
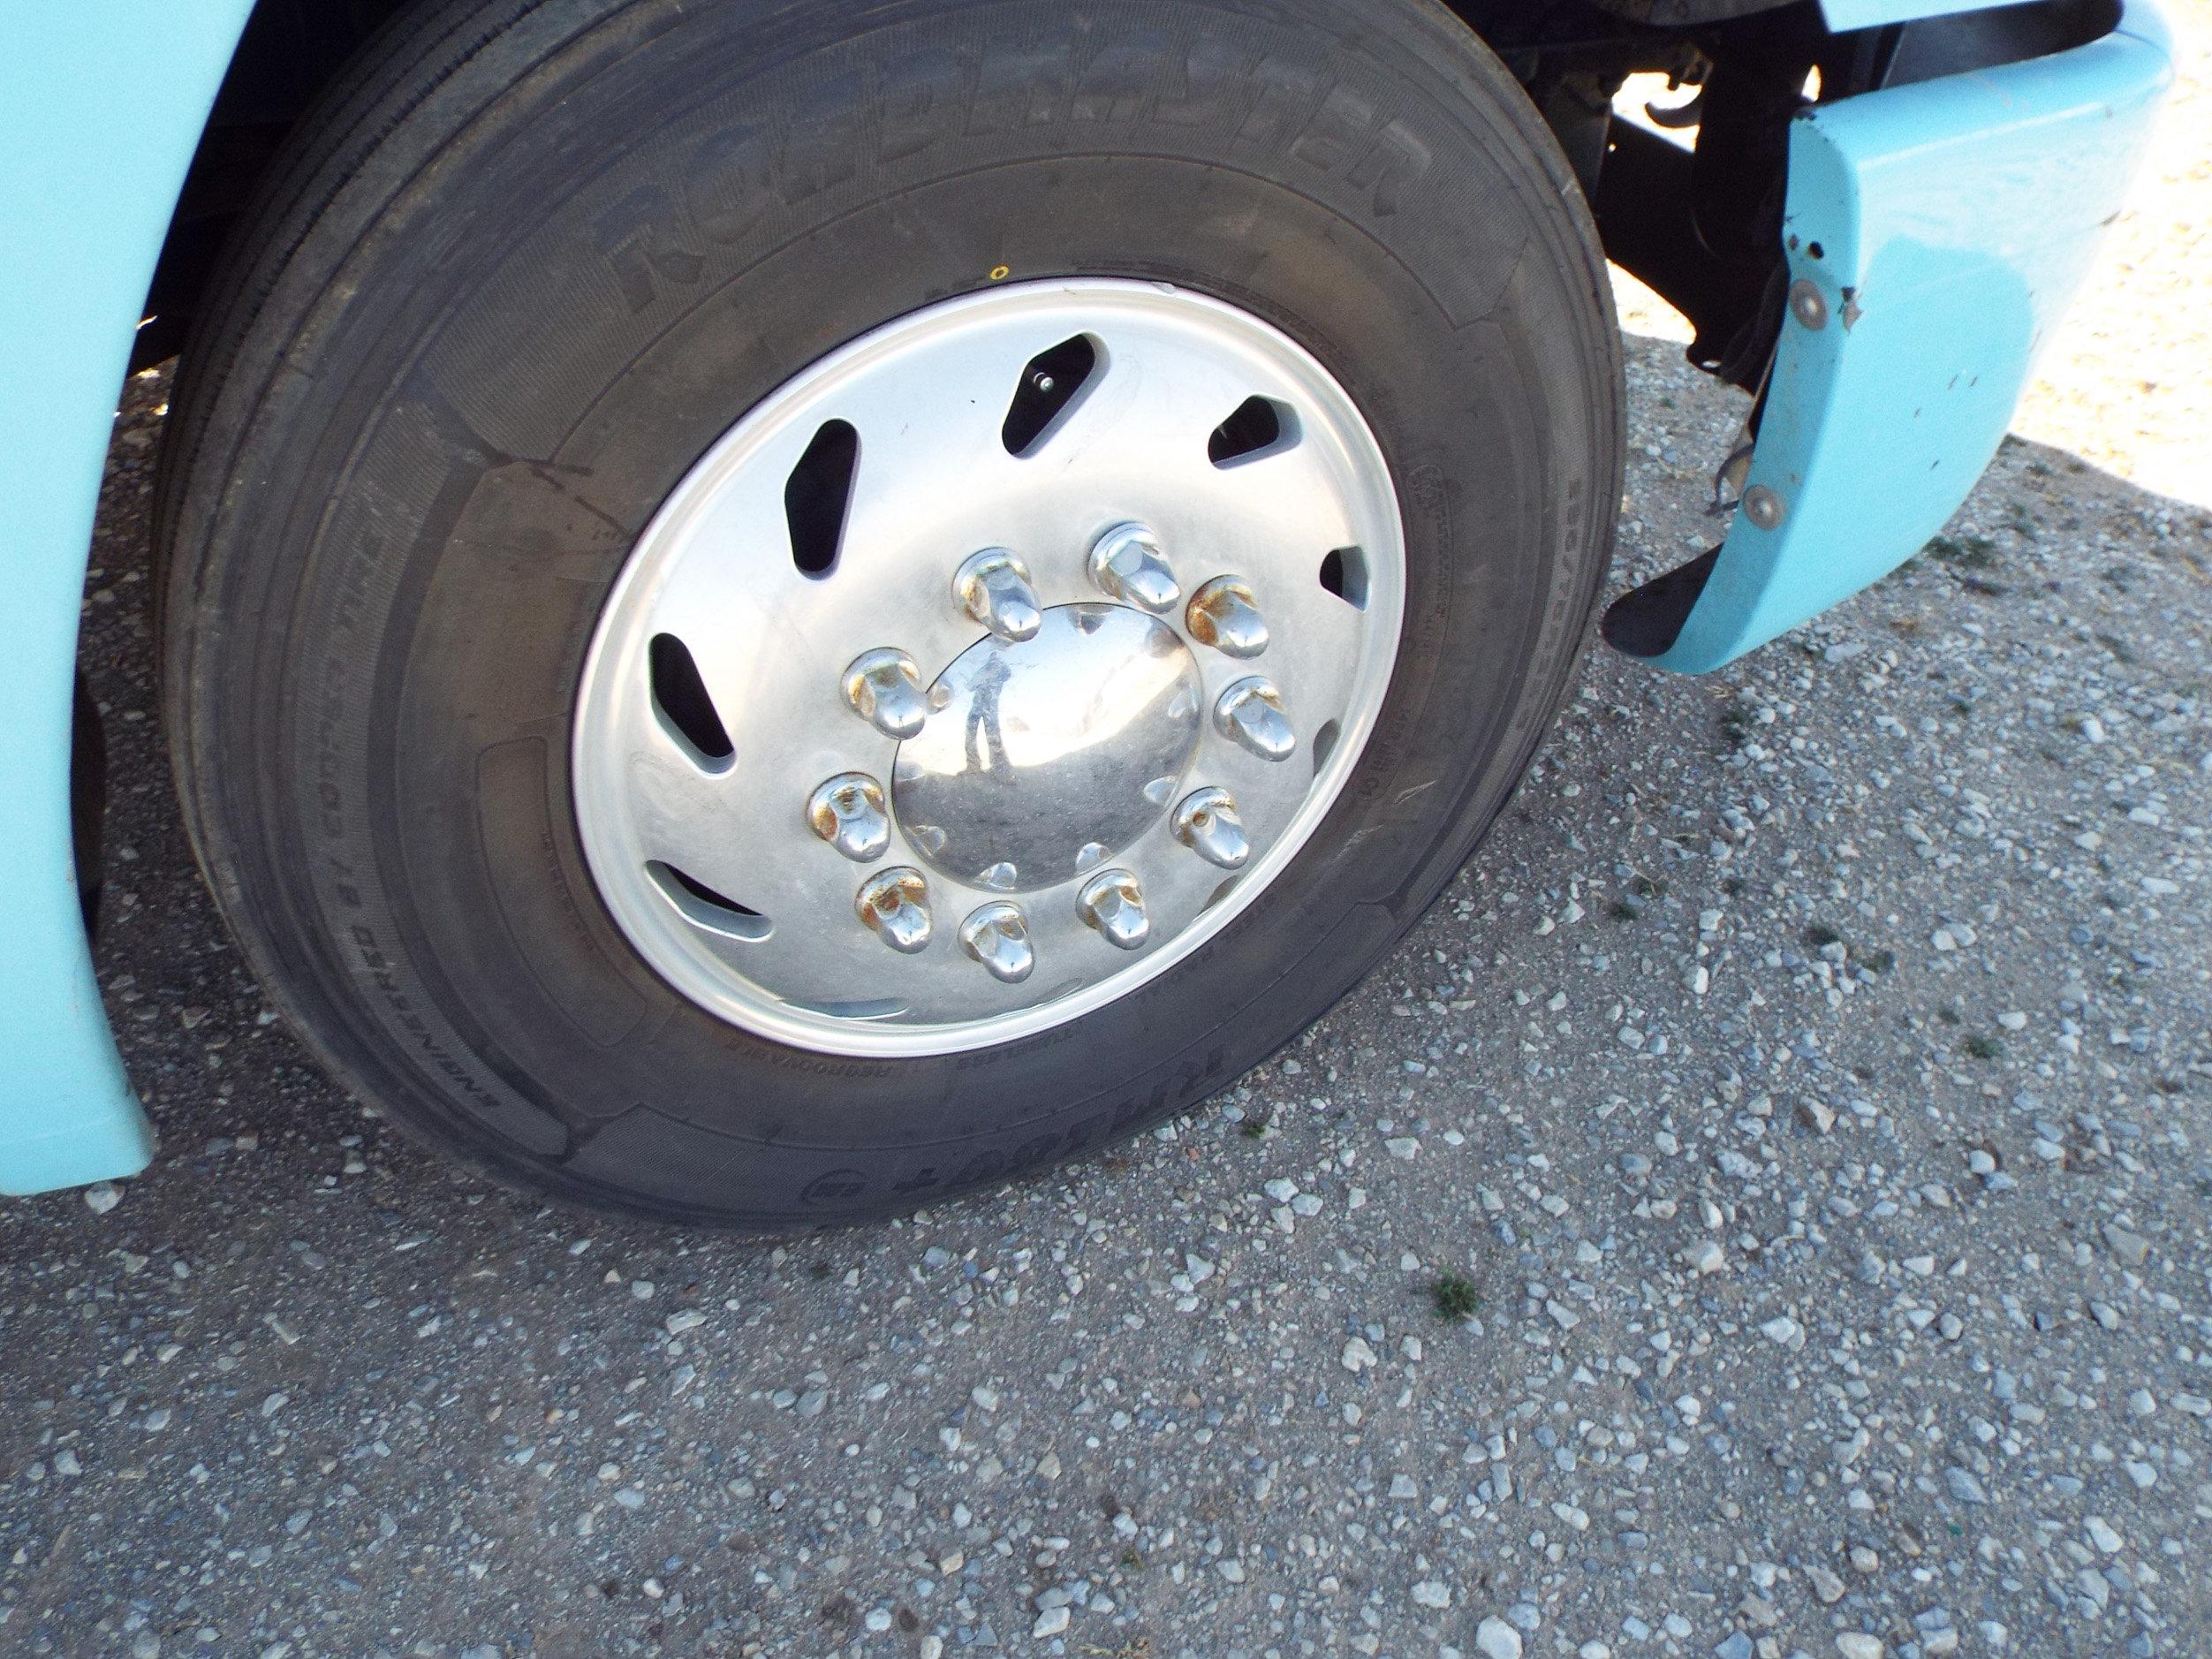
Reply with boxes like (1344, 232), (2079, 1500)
(572, 279), (1405, 1056)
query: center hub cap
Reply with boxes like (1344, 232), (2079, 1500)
(892, 605), (1202, 891)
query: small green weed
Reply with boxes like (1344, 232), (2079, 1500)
(1432, 1274), (1482, 1322)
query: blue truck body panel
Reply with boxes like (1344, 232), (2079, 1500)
(1821, 0), (2014, 27)
(0, 0), (2175, 1193)
(0, 2), (257, 1194)
(1655, 0), (2172, 674)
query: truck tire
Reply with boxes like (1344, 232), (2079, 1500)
(159, 0), (1623, 1227)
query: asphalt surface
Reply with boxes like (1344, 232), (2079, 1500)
(6, 126), (2212, 1659)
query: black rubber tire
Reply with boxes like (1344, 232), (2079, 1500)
(160, 0), (1623, 1228)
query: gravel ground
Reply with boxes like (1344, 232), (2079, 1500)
(6, 27), (2212, 1659)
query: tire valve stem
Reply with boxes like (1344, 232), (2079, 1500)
(1077, 869), (1149, 951)
(857, 867), (933, 953)
(1214, 677), (1296, 761)
(1088, 522), (1181, 613)
(1186, 578), (1269, 658)
(953, 549), (1042, 643)
(843, 648), (929, 739)
(1172, 787), (1249, 869)
(807, 774), (891, 862)
(958, 902), (1034, 983)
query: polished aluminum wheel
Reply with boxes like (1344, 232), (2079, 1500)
(572, 280), (1404, 1055)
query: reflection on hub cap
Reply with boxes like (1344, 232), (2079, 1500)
(891, 606), (1202, 892)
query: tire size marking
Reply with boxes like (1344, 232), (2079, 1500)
(597, 26), (1434, 314)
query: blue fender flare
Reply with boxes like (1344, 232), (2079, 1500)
(1629, 1), (2173, 674)
(0, 2), (257, 1193)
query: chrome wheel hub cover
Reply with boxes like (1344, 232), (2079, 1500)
(573, 280), (1404, 1056)
(894, 605), (1202, 891)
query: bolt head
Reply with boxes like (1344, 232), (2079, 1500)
(1214, 677), (1296, 761)
(1788, 278), (1829, 330)
(1186, 577), (1269, 658)
(1741, 486), (1787, 532)
(856, 867), (932, 953)
(958, 902), (1034, 983)
(1089, 522), (1181, 614)
(844, 649), (928, 739)
(953, 549), (1042, 643)
(1173, 787), (1250, 870)
(807, 773), (891, 862)
(1076, 869), (1149, 951)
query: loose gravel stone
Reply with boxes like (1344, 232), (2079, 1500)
(1683, 1239), (1727, 1276)
(2102, 1221), (2151, 1266)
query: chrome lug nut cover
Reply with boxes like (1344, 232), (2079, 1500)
(1077, 869), (1150, 950)
(958, 902), (1035, 983)
(857, 867), (933, 953)
(1186, 577), (1269, 658)
(1087, 521), (1180, 613)
(844, 648), (928, 739)
(1215, 677), (1296, 761)
(807, 773), (891, 862)
(952, 549), (1042, 643)
(1172, 787), (1250, 869)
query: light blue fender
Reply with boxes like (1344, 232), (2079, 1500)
(1822, 0), (2012, 27)
(0, 3), (255, 1194)
(1653, 0), (2173, 673)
